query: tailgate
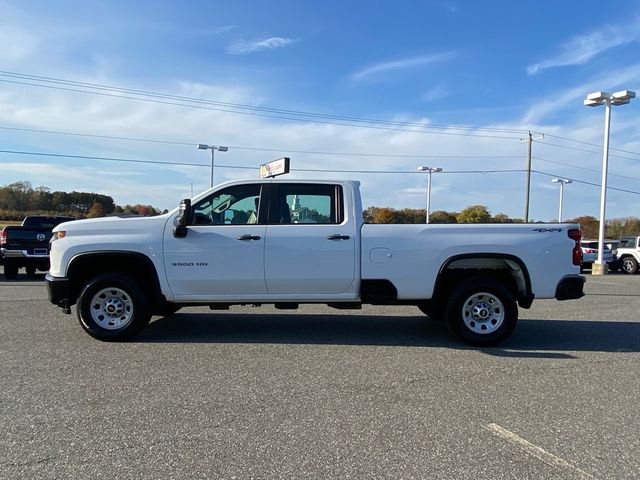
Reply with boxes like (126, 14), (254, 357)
(2, 227), (52, 254)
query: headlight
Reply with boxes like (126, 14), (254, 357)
(52, 231), (66, 241)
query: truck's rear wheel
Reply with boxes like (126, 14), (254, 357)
(445, 278), (517, 346)
(77, 273), (151, 341)
(621, 257), (638, 274)
(3, 260), (18, 280)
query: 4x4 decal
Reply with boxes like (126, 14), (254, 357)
(532, 228), (562, 233)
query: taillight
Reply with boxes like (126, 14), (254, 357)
(0, 230), (5, 245)
(568, 229), (582, 266)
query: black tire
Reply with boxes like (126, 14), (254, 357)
(25, 265), (36, 276)
(620, 257), (638, 275)
(76, 272), (151, 341)
(3, 260), (18, 280)
(444, 278), (518, 346)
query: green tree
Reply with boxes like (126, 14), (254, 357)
(429, 210), (458, 224)
(457, 205), (492, 223)
(51, 191), (70, 212)
(371, 207), (401, 224)
(87, 202), (106, 218)
(30, 186), (52, 211)
(569, 216), (599, 239)
(492, 212), (512, 223)
(0, 181), (33, 210)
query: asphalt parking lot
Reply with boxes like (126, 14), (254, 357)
(1, 268), (638, 480)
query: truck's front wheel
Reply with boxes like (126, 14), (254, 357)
(77, 273), (151, 341)
(445, 278), (517, 346)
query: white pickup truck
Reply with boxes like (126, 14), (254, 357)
(616, 235), (640, 274)
(46, 179), (585, 346)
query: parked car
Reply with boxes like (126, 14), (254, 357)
(580, 240), (615, 272)
(1, 216), (75, 279)
(616, 235), (640, 274)
(604, 239), (621, 271)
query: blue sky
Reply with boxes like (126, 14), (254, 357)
(1, 0), (640, 220)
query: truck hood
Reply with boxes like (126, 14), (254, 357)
(53, 214), (172, 235)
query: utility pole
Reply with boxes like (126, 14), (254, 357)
(520, 132), (544, 222)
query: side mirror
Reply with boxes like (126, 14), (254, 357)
(173, 198), (191, 238)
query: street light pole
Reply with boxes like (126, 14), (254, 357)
(197, 144), (229, 188)
(551, 178), (572, 222)
(584, 90), (635, 275)
(417, 166), (442, 223)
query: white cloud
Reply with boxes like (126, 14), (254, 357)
(421, 84), (449, 102)
(209, 25), (237, 35)
(520, 63), (640, 124)
(0, 26), (38, 61)
(350, 52), (456, 82)
(527, 18), (640, 75)
(226, 36), (298, 55)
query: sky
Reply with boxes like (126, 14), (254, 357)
(1, 0), (640, 221)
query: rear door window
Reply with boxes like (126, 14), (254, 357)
(268, 184), (343, 225)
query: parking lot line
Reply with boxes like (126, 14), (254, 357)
(486, 423), (595, 479)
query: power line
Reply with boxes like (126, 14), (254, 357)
(4, 71), (640, 160)
(532, 170), (640, 196)
(537, 140), (640, 162)
(0, 70), (530, 135)
(7, 123), (640, 181)
(542, 132), (640, 158)
(289, 168), (528, 175)
(4, 127), (640, 182)
(0, 149), (210, 168)
(3, 148), (640, 195)
(0, 125), (193, 146)
(0, 78), (523, 141)
(4, 124), (640, 182)
(0, 125), (524, 159)
(532, 156), (640, 183)
(0, 148), (523, 172)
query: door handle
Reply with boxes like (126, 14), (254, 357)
(327, 234), (350, 240)
(236, 234), (261, 241)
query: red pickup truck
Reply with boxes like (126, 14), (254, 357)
(1, 216), (74, 280)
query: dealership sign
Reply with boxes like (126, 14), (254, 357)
(260, 157), (290, 178)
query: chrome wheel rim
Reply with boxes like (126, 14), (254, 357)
(462, 292), (504, 334)
(622, 259), (635, 273)
(90, 287), (134, 330)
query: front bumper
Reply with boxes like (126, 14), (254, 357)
(555, 275), (586, 300)
(46, 273), (71, 310)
